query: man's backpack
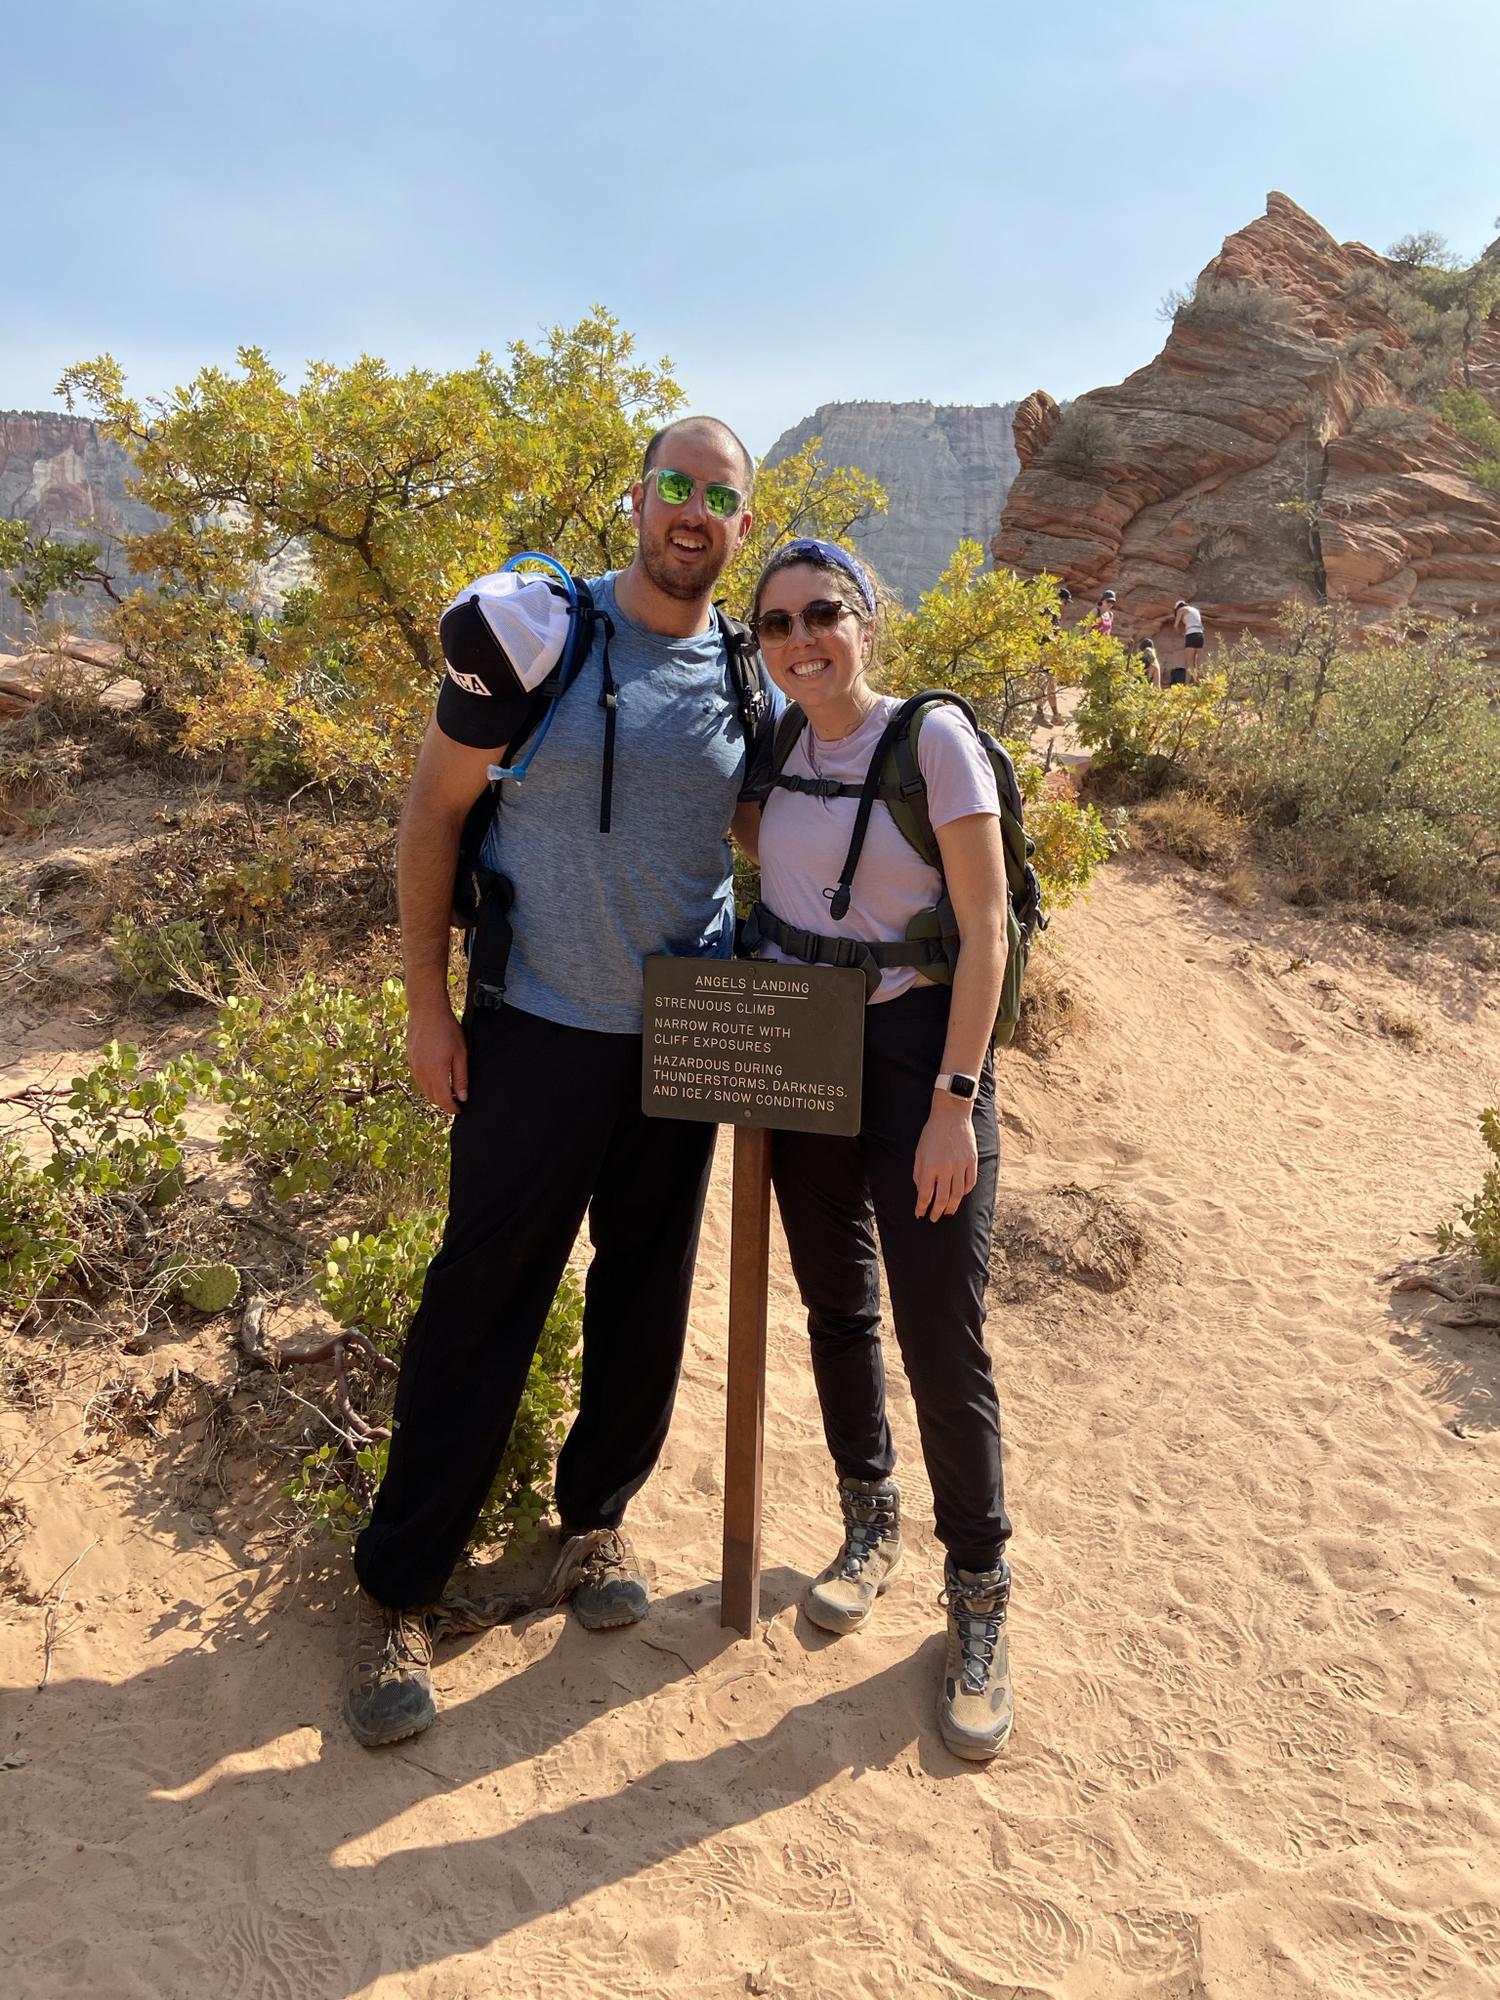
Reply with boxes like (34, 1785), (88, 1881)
(448, 556), (770, 931)
(742, 690), (1045, 1045)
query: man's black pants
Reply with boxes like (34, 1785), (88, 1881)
(771, 984), (1009, 1573)
(355, 1003), (715, 1610)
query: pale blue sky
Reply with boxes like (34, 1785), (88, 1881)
(7, 0), (1497, 454)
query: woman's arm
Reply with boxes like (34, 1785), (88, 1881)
(912, 810), (1009, 1222)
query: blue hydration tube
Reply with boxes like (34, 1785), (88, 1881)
(486, 553), (581, 786)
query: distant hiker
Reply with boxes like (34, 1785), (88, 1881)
(1034, 583), (1070, 726)
(741, 538), (1016, 1763)
(1093, 588), (1117, 638)
(1173, 599), (1205, 682)
(344, 416), (773, 1749)
(1138, 637), (1162, 688)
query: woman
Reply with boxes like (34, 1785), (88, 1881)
(743, 537), (1013, 1762)
(1172, 599), (1205, 683)
(1138, 636), (1163, 687)
(1093, 587), (1117, 638)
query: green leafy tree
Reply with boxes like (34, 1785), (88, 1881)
(1436, 387), (1500, 490)
(718, 437), (886, 617)
(60, 333), (890, 790)
(878, 542), (1118, 906)
(60, 315), (681, 784)
(884, 541), (1089, 730)
(0, 518), (118, 626)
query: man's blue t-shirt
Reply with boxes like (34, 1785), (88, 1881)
(468, 573), (767, 1034)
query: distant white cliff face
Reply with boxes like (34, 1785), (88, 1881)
(763, 399), (1022, 605)
(0, 411), (159, 645)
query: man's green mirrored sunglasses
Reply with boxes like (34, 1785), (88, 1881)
(642, 467), (746, 519)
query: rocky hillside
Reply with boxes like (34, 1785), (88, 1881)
(765, 399), (1020, 604)
(0, 411), (156, 645)
(994, 193), (1500, 650)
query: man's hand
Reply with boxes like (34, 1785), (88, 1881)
(408, 1002), (469, 1116)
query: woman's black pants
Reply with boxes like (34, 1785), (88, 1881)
(771, 984), (1009, 1573)
(355, 1002), (715, 1610)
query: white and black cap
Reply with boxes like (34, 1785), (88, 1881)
(440, 570), (573, 700)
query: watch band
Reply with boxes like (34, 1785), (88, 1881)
(934, 1071), (978, 1100)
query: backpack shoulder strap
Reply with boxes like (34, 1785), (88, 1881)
(715, 607), (770, 738)
(824, 693), (957, 919)
(487, 570), (598, 777)
(772, 703), (809, 773)
(880, 691), (979, 874)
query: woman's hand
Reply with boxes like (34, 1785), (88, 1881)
(913, 1097), (979, 1221)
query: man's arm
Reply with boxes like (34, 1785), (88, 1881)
(400, 717), (504, 1114)
(729, 798), (762, 863)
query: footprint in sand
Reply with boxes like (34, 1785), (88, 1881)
(1099, 1905), (1204, 1980)
(209, 1907), (346, 2000)
(1436, 1901), (1500, 1972)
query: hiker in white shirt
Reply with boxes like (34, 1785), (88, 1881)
(1172, 600), (1206, 683)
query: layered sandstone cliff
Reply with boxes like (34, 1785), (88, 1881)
(993, 193), (1500, 651)
(0, 411), (156, 644)
(766, 399), (1021, 604)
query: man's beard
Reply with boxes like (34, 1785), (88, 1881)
(639, 525), (726, 602)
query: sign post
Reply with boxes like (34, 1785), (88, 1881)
(642, 957), (865, 1635)
(722, 1126), (772, 1636)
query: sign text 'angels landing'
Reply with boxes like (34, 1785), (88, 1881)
(642, 956), (865, 1137)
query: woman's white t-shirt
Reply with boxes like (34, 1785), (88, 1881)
(758, 695), (1001, 1004)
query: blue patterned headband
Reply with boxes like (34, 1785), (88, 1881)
(779, 537), (876, 617)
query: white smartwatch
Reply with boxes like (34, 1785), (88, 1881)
(933, 1072), (978, 1101)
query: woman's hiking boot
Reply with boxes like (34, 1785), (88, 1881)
(549, 1527), (650, 1631)
(938, 1555), (1013, 1761)
(803, 1476), (903, 1635)
(344, 1590), (436, 1748)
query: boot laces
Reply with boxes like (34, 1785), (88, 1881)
(940, 1569), (1009, 1696)
(838, 1486), (898, 1580)
(356, 1602), (431, 1688)
(545, 1527), (633, 1603)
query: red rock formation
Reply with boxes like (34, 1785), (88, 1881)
(1011, 390), (1061, 467)
(993, 193), (1500, 652)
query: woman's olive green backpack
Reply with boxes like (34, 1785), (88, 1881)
(742, 689), (1045, 1043)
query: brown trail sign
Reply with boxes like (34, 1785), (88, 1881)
(642, 956), (865, 1633)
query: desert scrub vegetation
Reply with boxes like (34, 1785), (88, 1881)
(1076, 603), (1500, 928)
(0, 980), (583, 1549)
(1159, 277), (1300, 334)
(1436, 1110), (1500, 1281)
(1040, 404), (1124, 476)
(1435, 387), (1500, 493)
(1127, 795), (1248, 871)
(102, 801), (398, 1004)
(1012, 945), (1085, 1058)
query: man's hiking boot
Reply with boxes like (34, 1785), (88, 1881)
(938, 1555), (1013, 1761)
(344, 1590), (436, 1748)
(549, 1527), (649, 1631)
(803, 1476), (903, 1635)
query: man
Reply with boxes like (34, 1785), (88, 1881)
(345, 416), (766, 1747)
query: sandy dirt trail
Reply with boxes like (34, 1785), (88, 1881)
(3, 854), (1500, 1999)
